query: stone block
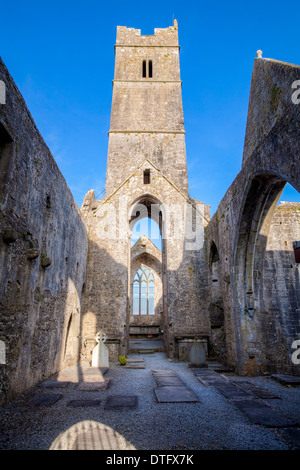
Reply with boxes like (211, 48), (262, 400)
(233, 400), (298, 427)
(27, 394), (63, 406)
(104, 395), (138, 410)
(40, 380), (70, 388)
(271, 375), (300, 386)
(154, 375), (185, 387)
(77, 379), (110, 391)
(154, 386), (200, 403)
(67, 399), (101, 407)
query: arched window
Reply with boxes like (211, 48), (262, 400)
(133, 267), (155, 315)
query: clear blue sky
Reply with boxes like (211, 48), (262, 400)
(1, 0), (299, 216)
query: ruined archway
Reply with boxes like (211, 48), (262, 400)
(208, 241), (225, 360)
(128, 195), (167, 350)
(233, 173), (300, 374)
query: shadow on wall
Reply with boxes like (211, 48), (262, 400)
(206, 175), (300, 376)
(78, 240), (130, 370)
(0, 58), (89, 406)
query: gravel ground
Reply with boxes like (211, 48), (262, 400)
(0, 352), (300, 450)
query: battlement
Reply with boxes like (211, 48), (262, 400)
(116, 19), (179, 47)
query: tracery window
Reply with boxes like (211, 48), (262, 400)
(133, 267), (155, 315)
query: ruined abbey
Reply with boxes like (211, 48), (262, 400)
(0, 20), (299, 406)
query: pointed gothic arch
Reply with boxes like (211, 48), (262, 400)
(133, 266), (155, 316)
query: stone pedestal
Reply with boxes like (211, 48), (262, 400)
(189, 340), (207, 368)
(177, 337), (208, 365)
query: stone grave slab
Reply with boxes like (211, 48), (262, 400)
(192, 368), (221, 376)
(154, 375), (185, 387)
(28, 393), (63, 406)
(67, 399), (101, 407)
(40, 380), (70, 388)
(214, 383), (257, 400)
(77, 379), (110, 391)
(154, 386), (200, 403)
(232, 399), (298, 427)
(152, 369), (178, 376)
(271, 374), (300, 386)
(231, 380), (280, 399)
(104, 395), (138, 410)
(196, 376), (229, 387)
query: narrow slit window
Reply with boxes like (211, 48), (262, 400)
(142, 60), (147, 78)
(144, 169), (150, 184)
(142, 60), (153, 78)
(0, 123), (13, 202)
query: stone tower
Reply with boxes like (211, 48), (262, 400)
(105, 19), (189, 197)
(81, 21), (210, 362)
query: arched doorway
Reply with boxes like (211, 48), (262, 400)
(128, 195), (167, 350)
(233, 174), (300, 374)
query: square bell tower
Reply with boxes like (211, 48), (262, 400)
(105, 20), (189, 197)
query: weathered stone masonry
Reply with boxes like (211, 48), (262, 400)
(80, 21), (211, 362)
(206, 57), (300, 375)
(0, 22), (300, 405)
(0, 58), (88, 405)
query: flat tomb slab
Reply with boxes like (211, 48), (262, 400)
(27, 394), (63, 406)
(77, 379), (110, 391)
(271, 374), (300, 386)
(154, 386), (200, 403)
(152, 369), (178, 376)
(154, 375), (185, 387)
(231, 380), (281, 399)
(67, 399), (101, 407)
(104, 395), (138, 410)
(214, 383), (257, 400)
(192, 368), (221, 377)
(233, 400), (298, 427)
(196, 376), (229, 386)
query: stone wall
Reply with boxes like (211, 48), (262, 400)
(206, 56), (300, 375)
(0, 58), (88, 405)
(106, 20), (188, 197)
(260, 202), (300, 374)
(81, 159), (211, 361)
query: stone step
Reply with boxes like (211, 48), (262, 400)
(122, 363), (146, 369)
(126, 355), (145, 363)
(128, 348), (163, 354)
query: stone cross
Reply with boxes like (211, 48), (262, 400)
(91, 331), (109, 367)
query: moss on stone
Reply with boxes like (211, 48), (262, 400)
(271, 84), (282, 111)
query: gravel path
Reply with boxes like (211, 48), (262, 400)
(0, 352), (300, 450)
